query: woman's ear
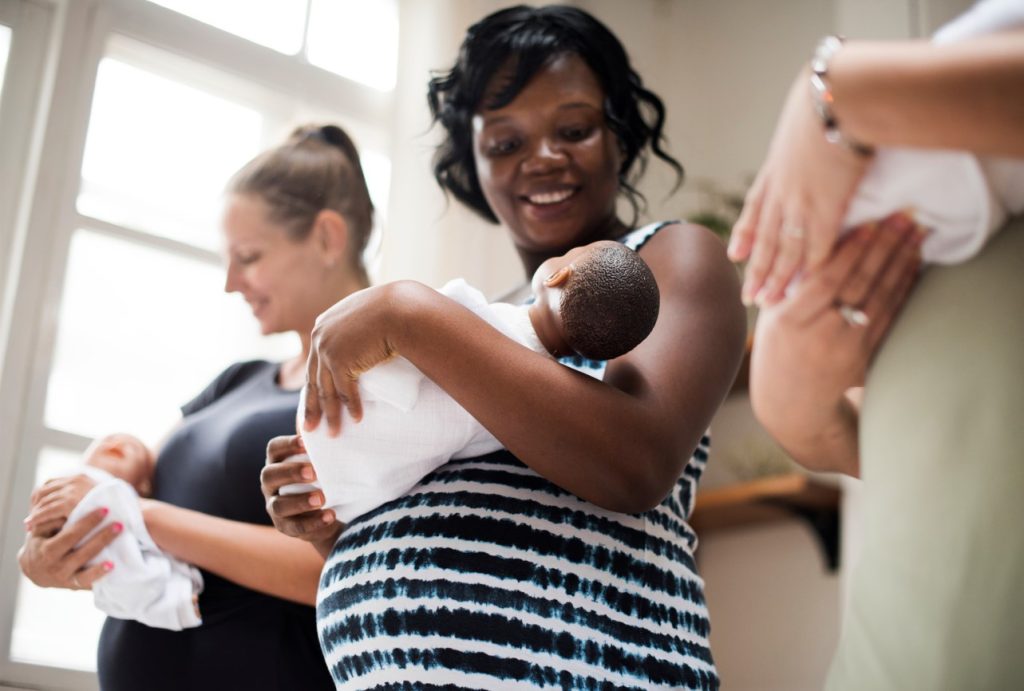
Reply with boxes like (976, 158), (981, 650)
(312, 209), (349, 267)
(544, 265), (573, 287)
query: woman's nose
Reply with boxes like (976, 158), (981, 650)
(224, 264), (241, 294)
(521, 138), (568, 175)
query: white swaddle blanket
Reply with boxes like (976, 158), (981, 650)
(289, 279), (547, 524)
(69, 467), (203, 630)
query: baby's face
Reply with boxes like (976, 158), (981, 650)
(84, 434), (154, 495)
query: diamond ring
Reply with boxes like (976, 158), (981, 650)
(838, 304), (870, 327)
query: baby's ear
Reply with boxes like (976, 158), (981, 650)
(544, 265), (573, 287)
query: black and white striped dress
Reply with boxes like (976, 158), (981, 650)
(317, 223), (719, 689)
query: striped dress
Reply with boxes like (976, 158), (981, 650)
(317, 223), (719, 689)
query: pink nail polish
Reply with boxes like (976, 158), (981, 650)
(99, 507), (109, 518)
(112, 522), (123, 534)
(102, 561), (114, 572)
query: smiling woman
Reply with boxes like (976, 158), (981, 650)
(17, 124), (374, 691)
(260, 5), (746, 689)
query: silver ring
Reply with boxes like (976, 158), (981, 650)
(782, 220), (806, 240)
(71, 573), (81, 589)
(838, 304), (870, 327)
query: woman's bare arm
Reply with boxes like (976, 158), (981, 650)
(141, 501), (324, 606)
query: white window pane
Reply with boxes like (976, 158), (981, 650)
(359, 149), (389, 272)
(307, 0), (398, 91)
(78, 58), (264, 251)
(45, 230), (297, 446)
(10, 447), (106, 671)
(0, 24), (11, 105)
(146, 0), (306, 54)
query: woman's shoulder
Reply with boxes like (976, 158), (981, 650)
(631, 220), (739, 294)
(181, 360), (276, 417)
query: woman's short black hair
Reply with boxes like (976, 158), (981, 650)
(428, 4), (683, 225)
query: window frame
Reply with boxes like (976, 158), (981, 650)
(0, 1), (397, 688)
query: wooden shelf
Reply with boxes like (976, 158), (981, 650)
(691, 473), (842, 569)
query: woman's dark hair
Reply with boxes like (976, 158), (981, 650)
(428, 4), (683, 226)
(560, 243), (660, 360)
(226, 124), (375, 283)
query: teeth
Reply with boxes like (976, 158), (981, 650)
(528, 189), (573, 205)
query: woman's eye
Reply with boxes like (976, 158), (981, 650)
(561, 125), (593, 142)
(237, 253), (260, 266)
(487, 138), (520, 156)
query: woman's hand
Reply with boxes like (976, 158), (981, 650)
(25, 474), (98, 537)
(18, 507), (119, 589)
(261, 435), (342, 558)
(749, 213), (923, 475)
(729, 67), (873, 306)
(304, 284), (407, 435)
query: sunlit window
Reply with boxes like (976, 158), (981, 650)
(307, 0), (399, 91)
(145, 0), (306, 54)
(44, 230), (296, 446)
(78, 58), (264, 251)
(0, 24), (11, 104)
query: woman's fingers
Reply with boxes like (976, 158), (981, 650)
(66, 522), (122, 575)
(340, 376), (363, 424)
(863, 228), (923, 348)
(728, 176), (765, 263)
(266, 434), (305, 465)
(317, 359), (343, 437)
(742, 198), (783, 305)
(785, 225), (874, 323)
(760, 211), (807, 305)
(303, 350), (323, 433)
(72, 560), (115, 590)
(835, 214), (915, 308)
(46, 507), (110, 556)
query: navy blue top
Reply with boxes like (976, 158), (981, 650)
(97, 361), (332, 690)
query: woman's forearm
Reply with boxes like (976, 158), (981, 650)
(755, 397), (860, 477)
(829, 32), (1024, 156)
(141, 500), (324, 606)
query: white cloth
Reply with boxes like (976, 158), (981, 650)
(68, 467), (203, 631)
(843, 0), (1024, 264)
(293, 278), (548, 523)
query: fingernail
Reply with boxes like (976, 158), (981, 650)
(23, 519), (31, 531)
(112, 522), (123, 534)
(301, 466), (315, 481)
(100, 507), (109, 518)
(322, 511), (335, 524)
(741, 286), (754, 307)
(309, 494), (323, 508)
(102, 561), (114, 572)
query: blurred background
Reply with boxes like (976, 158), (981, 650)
(0, 0), (971, 689)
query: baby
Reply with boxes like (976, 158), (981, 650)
(28, 433), (203, 631)
(287, 240), (661, 523)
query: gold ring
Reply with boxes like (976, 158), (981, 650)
(838, 304), (870, 327)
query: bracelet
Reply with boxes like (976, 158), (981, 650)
(809, 35), (875, 158)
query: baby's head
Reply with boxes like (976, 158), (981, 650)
(529, 240), (660, 360)
(83, 433), (155, 497)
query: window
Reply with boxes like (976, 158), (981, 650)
(147, 0), (400, 90)
(0, 1), (397, 685)
(0, 24), (11, 103)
